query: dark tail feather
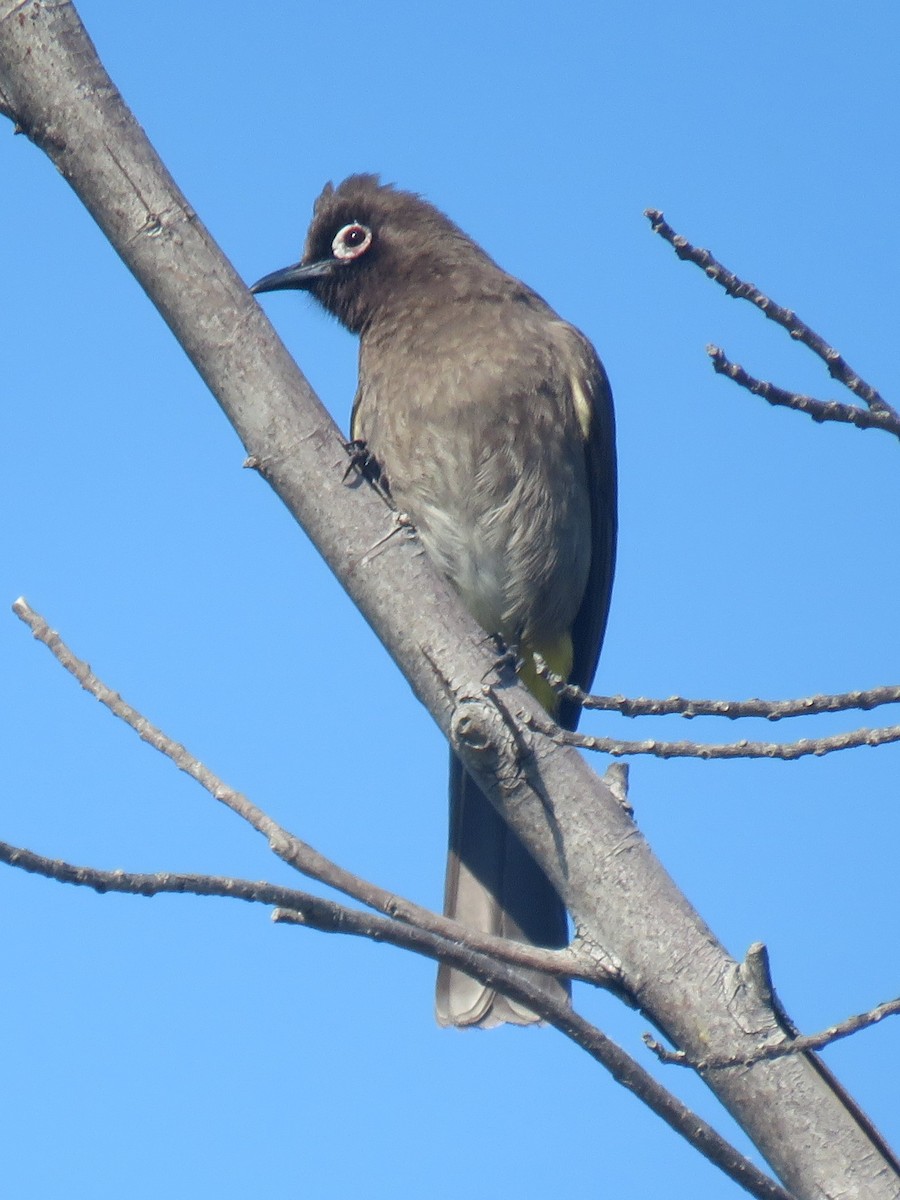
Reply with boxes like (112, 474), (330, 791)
(435, 751), (571, 1028)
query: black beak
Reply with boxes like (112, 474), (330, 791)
(250, 258), (336, 295)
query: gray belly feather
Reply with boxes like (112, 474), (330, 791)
(354, 331), (591, 647)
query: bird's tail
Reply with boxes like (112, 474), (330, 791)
(435, 637), (573, 1028)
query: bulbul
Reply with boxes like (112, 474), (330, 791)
(251, 175), (617, 1028)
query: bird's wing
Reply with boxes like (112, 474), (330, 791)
(560, 329), (617, 732)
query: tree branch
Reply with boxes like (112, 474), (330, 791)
(0, 837), (797, 1200)
(708, 348), (900, 438)
(533, 660), (900, 757)
(537, 665), (900, 722)
(645, 207), (897, 424)
(552, 721), (900, 761)
(647, 994), (900, 1071)
(10, 596), (614, 988)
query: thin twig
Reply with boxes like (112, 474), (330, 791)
(709, 348), (900, 439)
(534, 660), (900, 721)
(9, 597), (608, 987)
(645, 208), (896, 419)
(551, 722), (900, 761)
(646, 995), (900, 1071)
(0, 838), (796, 1200)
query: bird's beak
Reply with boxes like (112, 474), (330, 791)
(249, 258), (335, 295)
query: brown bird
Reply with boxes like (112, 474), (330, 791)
(252, 175), (616, 1027)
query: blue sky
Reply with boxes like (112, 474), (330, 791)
(2, 2), (898, 1196)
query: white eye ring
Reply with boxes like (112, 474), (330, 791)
(332, 222), (372, 261)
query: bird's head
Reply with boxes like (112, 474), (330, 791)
(250, 174), (497, 334)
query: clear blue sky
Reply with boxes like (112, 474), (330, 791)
(2, 2), (898, 1196)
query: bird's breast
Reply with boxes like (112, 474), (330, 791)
(353, 321), (592, 647)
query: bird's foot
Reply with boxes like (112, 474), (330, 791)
(342, 438), (391, 499)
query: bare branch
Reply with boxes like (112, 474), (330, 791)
(0, 836), (796, 1200)
(8, 587), (855, 1200)
(709, 348), (900, 439)
(530, 658), (900, 758)
(15, 582), (882, 1187)
(545, 719), (900, 761)
(9, 597), (611, 988)
(0, 839), (328, 908)
(647, 995), (900, 1071)
(645, 208), (897, 420)
(535, 660), (900, 721)
(0, 838), (588, 990)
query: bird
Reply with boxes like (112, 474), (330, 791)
(251, 175), (617, 1027)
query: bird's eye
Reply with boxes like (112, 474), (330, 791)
(332, 222), (372, 261)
